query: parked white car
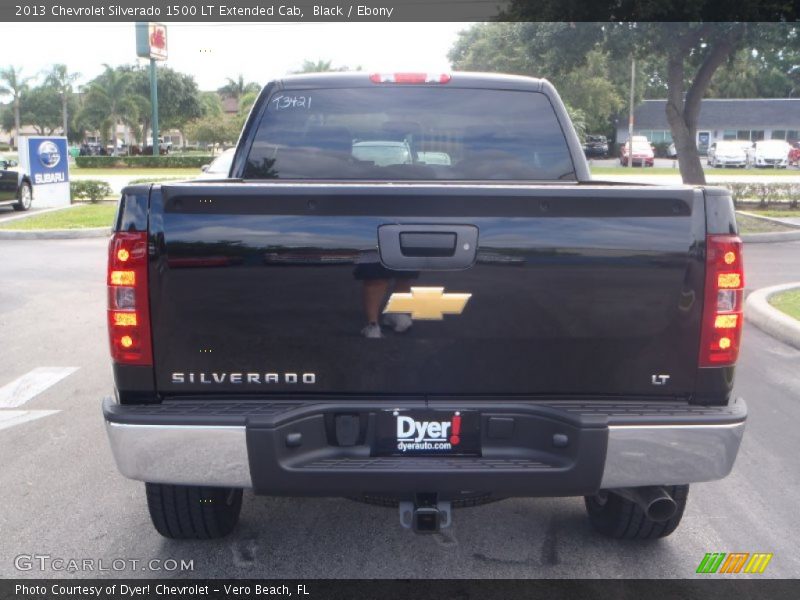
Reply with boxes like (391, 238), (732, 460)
(707, 141), (749, 168)
(749, 140), (791, 168)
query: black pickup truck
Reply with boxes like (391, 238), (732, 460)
(103, 72), (746, 540)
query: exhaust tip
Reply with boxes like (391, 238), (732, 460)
(646, 497), (677, 522)
(610, 486), (678, 522)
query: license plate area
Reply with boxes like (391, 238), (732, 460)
(373, 409), (481, 456)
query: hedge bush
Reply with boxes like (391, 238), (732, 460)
(74, 155), (213, 168)
(71, 179), (114, 203)
(715, 182), (800, 208)
(652, 142), (672, 158)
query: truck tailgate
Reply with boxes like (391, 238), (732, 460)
(148, 183), (704, 398)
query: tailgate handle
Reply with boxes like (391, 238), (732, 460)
(378, 224), (478, 270)
(400, 232), (456, 257)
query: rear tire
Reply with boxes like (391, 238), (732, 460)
(13, 182), (32, 211)
(584, 485), (689, 539)
(145, 483), (243, 539)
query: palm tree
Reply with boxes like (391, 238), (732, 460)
(80, 65), (139, 146)
(295, 59), (334, 73)
(45, 64), (80, 139)
(217, 75), (260, 106)
(292, 60), (358, 75)
(0, 66), (33, 150)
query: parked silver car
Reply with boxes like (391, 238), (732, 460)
(707, 141), (748, 168)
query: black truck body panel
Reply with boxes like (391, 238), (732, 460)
(143, 182), (708, 399)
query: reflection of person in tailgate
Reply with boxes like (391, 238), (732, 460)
(354, 250), (416, 338)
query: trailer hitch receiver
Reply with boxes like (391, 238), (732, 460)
(399, 494), (452, 533)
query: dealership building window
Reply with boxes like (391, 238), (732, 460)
(619, 98), (800, 147)
(634, 130), (673, 143)
(735, 130), (765, 141)
(770, 130), (800, 141)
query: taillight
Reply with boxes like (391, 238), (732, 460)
(107, 231), (152, 365)
(369, 73), (451, 84)
(699, 235), (744, 367)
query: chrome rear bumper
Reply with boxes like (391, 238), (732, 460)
(600, 421), (745, 488)
(103, 397), (746, 492)
(105, 421), (252, 487)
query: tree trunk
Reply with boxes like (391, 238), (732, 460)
(62, 93), (69, 139)
(665, 49), (706, 184)
(13, 99), (21, 151)
(666, 25), (744, 185)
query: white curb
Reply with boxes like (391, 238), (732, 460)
(745, 282), (800, 350)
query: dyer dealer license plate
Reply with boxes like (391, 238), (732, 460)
(374, 410), (481, 456)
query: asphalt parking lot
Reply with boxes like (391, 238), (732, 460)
(0, 237), (798, 579)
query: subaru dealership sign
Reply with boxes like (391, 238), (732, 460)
(18, 136), (70, 207)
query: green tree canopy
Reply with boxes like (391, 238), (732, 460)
(21, 84), (63, 134)
(199, 91), (224, 117)
(450, 21), (798, 184)
(128, 65), (204, 139)
(80, 64), (141, 145)
(184, 113), (239, 148)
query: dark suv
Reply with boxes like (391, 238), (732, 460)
(583, 135), (609, 158)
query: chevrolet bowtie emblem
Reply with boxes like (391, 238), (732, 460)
(383, 287), (472, 320)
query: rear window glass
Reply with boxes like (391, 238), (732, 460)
(242, 87), (575, 181)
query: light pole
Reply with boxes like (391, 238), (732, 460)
(627, 58), (636, 168)
(135, 22), (167, 156)
(149, 58), (159, 156)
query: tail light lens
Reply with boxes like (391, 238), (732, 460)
(107, 231), (152, 365)
(699, 235), (744, 367)
(369, 73), (451, 84)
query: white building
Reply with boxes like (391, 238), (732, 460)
(616, 98), (800, 153)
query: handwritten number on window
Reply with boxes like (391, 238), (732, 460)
(271, 95), (312, 111)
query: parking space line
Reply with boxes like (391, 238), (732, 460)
(0, 367), (79, 408)
(0, 410), (61, 432)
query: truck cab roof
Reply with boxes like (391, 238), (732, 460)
(274, 71), (546, 91)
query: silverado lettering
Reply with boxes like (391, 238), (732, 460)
(103, 72), (747, 541)
(170, 372), (316, 384)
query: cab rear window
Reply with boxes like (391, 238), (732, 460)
(242, 87), (575, 181)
